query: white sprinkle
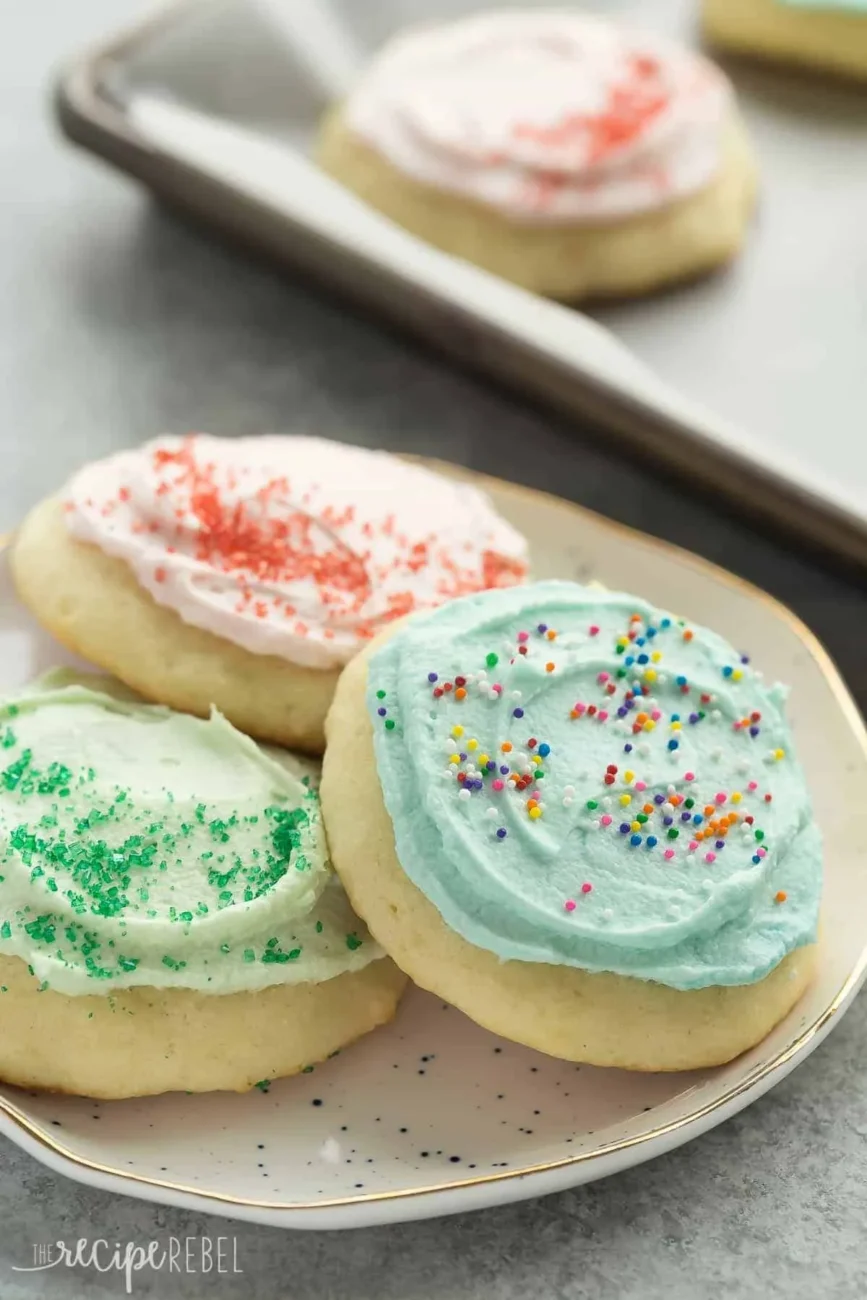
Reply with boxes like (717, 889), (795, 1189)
(563, 797), (573, 808)
(511, 690), (522, 700)
(319, 1138), (342, 1164)
(639, 744), (651, 758)
(603, 908), (614, 921)
(711, 709), (722, 722)
(663, 803), (674, 816)
(590, 819), (600, 830)
(476, 671), (487, 681)
(458, 789), (471, 802)
(486, 807), (498, 819)
(667, 784), (676, 795)
(657, 674), (668, 687)
(563, 785), (575, 797)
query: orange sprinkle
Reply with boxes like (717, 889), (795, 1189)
(570, 710), (579, 719)
(455, 687), (467, 700)
(726, 812), (738, 825)
(670, 794), (682, 807)
(704, 805), (715, 818)
(545, 662), (555, 673)
(546, 629), (557, 641)
(775, 891), (788, 904)
(643, 803), (654, 815)
(154, 566), (166, 583)
(636, 712), (648, 725)
(683, 630), (694, 642)
(501, 742), (513, 753)
(630, 613), (642, 623)
(526, 799), (538, 810)
(694, 830), (704, 841)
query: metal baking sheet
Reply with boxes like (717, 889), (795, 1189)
(56, 0), (867, 565)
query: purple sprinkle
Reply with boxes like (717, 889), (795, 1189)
(486, 761), (497, 772)
(513, 708), (524, 718)
(617, 707), (628, 718)
(499, 765), (510, 775)
(749, 726), (760, 738)
(537, 624), (548, 634)
(741, 654), (750, 664)
(715, 839), (725, 850)
(680, 811), (691, 822)
(428, 672), (438, 683)
(626, 699), (636, 711)
(619, 823), (630, 834)
(654, 794), (665, 805)
(377, 707), (387, 717)
(460, 752), (468, 761)
(624, 743), (633, 753)
(689, 713), (700, 724)
(496, 828), (507, 839)
(663, 816), (673, 826)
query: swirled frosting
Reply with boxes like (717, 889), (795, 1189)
(65, 434), (528, 671)
(367, 582), (822, 990)
(345, 10), (733, 224)
(0, 672), (383, 995)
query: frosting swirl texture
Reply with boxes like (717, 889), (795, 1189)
(345, 10), (733, 223)
(0, 673), (382, 995)
(65, 435), (528, 671)
(367, 582), (821, 990)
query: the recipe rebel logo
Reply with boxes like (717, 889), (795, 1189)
(12, 1236), (243, 1293)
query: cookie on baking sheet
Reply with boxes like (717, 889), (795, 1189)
(317, 10), (758, 301)
(320, 581), (821, 1071)
(704, 0), (867, 81)
(0, 671), (405, 1097)
(10, 434), (528, 754)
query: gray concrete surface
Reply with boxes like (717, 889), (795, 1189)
(1, 2), (866, 1296)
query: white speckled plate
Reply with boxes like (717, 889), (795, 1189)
(0, 466), (865, 1230)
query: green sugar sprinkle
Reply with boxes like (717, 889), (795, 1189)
(254, 1079), (271, 1093)
(375, 689), (386, 699)
(346, 933), (363, 952)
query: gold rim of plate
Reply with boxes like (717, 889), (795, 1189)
(1, 465), (865, 1213)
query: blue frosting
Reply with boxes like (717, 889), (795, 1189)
(367, 582), (822, 991)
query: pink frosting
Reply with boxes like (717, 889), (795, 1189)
(64, 434), (529, 670)
(346, 10), (732, 223)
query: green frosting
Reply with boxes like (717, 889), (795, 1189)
(368, 582), (821, 991)
(0, 672), (380, 995)
(778, 1), (867, 11)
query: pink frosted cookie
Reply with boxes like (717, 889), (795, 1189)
(11, 434), (529, 752)
(318, 10), (758, 299)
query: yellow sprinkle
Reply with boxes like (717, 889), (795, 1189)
(528, 807), (542, 820)
(617, 636), (628, 647)
(452, 725), (464, 739)
(531, 755), (542, 765)
(631, 821), (641, 833)
(732, 791), (742, 804)
(477, 754), (489, 767)
(651, 651), (662, 663)
(449, 754), (460, 765)
(732, 669), (744, 682)
(774, 748), (785, 761)
(467, 739), (478, 751)
(643, 720), (656, 732)
(643, 669), (657, 683)
(619, 793), (631, 807)
(671, 722), (682, 732)
(624, 770), (635, 783)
